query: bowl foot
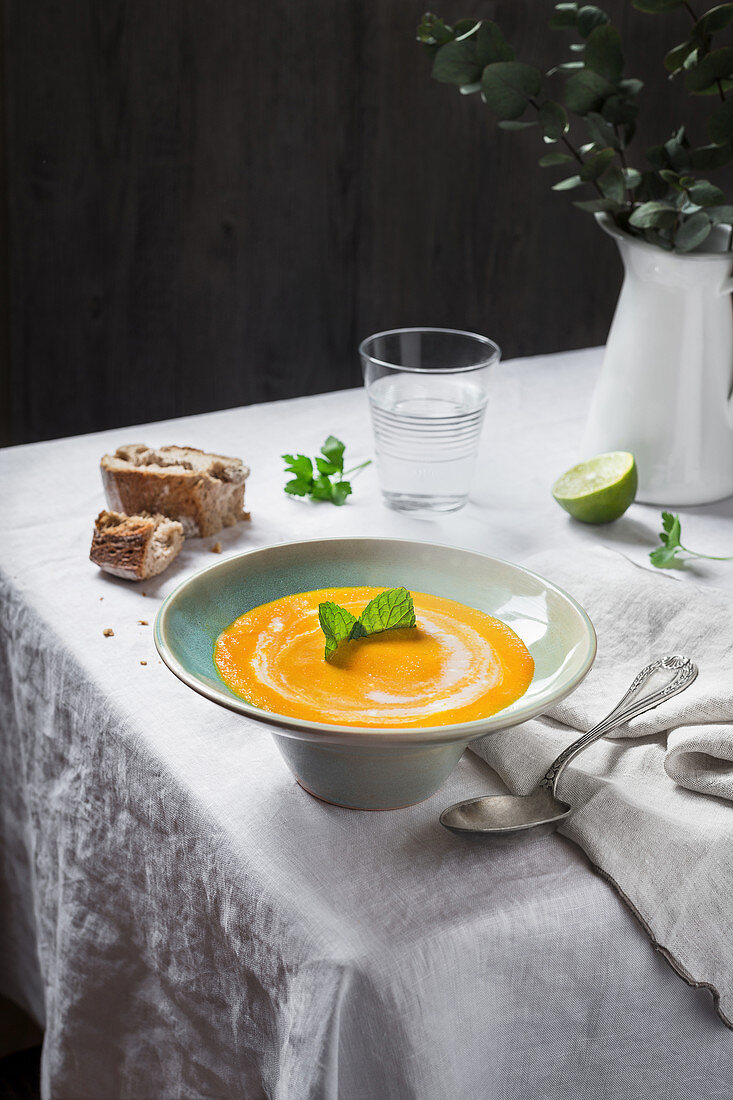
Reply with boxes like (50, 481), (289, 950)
(273, 734), (467, 811)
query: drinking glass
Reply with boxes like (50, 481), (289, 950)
(359, 327), (500, 514)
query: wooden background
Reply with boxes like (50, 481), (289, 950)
(2, 0), (727, 444)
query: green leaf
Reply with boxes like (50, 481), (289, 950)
(665, 39), (694, 74)
(633, 0), (684, 11)
(552, 174), (585, 189)
(674, 211), (713, 251)
(550, 3), (579, 28)
(355, 587), (417, 637)
(453, 19), (481, 39)
(481, 61), (542, 120)
(636, 169), (671, 201)
(598, 163), (626, 201)
(649, 512), (685, 568)
(416, 14), (455, 47)
(330, 480), (352, 506)
(283, 453), (314, 481)
(310, 475), (337, 502)
(664, 127), (691, 170)
(498, 119), (538, 129)
(629, 200), (677, 228)
(645, 144), (668, 169)
(709, 100), (733, 143)
(539, 100), (569, 141)
(573, 196), (621, 211)
(432, 39), (483, 85)
(565, 69), (613, 113)
(319, 588), (417, 661)
(704, 203), (733, 223)
(697, 3), (733, 33)
(685, 46), (733, 93)
(315, 456), (339, 477)
(577, 5), (611, 37)
(320, 435), (345, 470)
(319, 601), (359, 661)
(580, 146), (615, 180)
(584, 25), (624, 83)
(601, 94), (638, 125)
(284, 478), (311, 497)
(690, 142), (732, 169)
(687, 179), (726, 205)
(585, 110), (620, 149)
(476, 20), (515, 65)
(539, 150), (575, 165)
(623, 167), (642, 189)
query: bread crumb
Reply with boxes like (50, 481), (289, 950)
(137, 619), (149, 625)
(140, 660), (147, 666)
(211, 541), (222, 554)
(99, 596), (104, 600)
(103, 628), (114, 637)
(141, 591), (147, 596)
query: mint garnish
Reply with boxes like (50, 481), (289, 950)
(318, 587), (417, 661)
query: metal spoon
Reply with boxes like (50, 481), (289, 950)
(440, 655), (698, 838)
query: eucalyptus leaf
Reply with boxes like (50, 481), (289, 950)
(687, 179), (726, 205)
(705, 204), (733, 223)
(584, 25), (624, 83)
(453, 19), (481, 39)
(476, 20), (515, 65)
(697, 3), (733, 33)
(574, 196), (620, 211)
(539, 151), (575, 166)
(432, 39), (482, 85)
(623, 167), (642, 189)
(585, 110), (620, 149)
(685, 47), (733, 94)
(576, 5), (611, 37)
(552, 174), (585, 190)
(416, 14), (454, 47)
(674, 211), (713, 251)
(664, 40), (694, 75)
(601, 94), (638, 125)
(690, 142), (732, 169)
(539, 100), (569, 141)
(598, 163), (626, 201)
(628, 200), (677, 228)
(498, 119), (538, 129)
(550, 3), (579, 28)
(580, 146), (615, 180)
(645, 143), (668, 168)
(565, 69), (613, 113)
(459, 81), (482, 95)
(481, 61), (542, 120)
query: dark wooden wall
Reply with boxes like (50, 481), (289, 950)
(2, 0), (727, 444)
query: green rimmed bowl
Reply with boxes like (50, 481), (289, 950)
(154, 538), (596, 810)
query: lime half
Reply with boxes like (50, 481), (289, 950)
(552, 451), (638, 524)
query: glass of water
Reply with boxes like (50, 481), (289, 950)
(359, 327), (500, 514)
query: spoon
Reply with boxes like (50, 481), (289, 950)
(440, 655), (698, 838)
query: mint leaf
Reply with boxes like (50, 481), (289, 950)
(319, 587), (417, 660)
(355, 587), (417, 635)
(319, 602), (359, 661)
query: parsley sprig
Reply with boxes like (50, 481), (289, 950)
(649, 512), (733, 569)
(283, 435), (371, 506)
(318, 587), (417, 661)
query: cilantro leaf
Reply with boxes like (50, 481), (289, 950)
(282, 436), (369, 505)
(320, 435), (345, 472)
(649, 511), (733, 569)
(318, 602), (359, 661)
(319, 587), (417, 660)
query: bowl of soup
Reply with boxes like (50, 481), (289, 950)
(154, 537), (596, 809)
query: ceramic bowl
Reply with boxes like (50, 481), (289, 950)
(154, 537), (596, 809)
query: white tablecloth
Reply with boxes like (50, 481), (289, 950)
(2, 347), (733, 1099)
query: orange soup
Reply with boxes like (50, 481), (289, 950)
(214, 587), (534, 728)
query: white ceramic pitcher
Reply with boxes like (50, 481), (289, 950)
(581, 213), (733, 505)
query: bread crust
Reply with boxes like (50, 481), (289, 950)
(90, 510), (184, 581)
(100, 444), (249, 537)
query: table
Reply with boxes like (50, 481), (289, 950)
(2, 347), (733, 1100)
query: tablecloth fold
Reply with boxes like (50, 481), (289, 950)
(469, 546), (733, 1029)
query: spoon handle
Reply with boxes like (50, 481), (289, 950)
(541, 655), (698, 797)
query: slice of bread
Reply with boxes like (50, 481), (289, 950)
(100, 444), (249, 537)
(90, 510), (184, 581)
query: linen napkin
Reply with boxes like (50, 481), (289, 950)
(469, 546), (733, 1028)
